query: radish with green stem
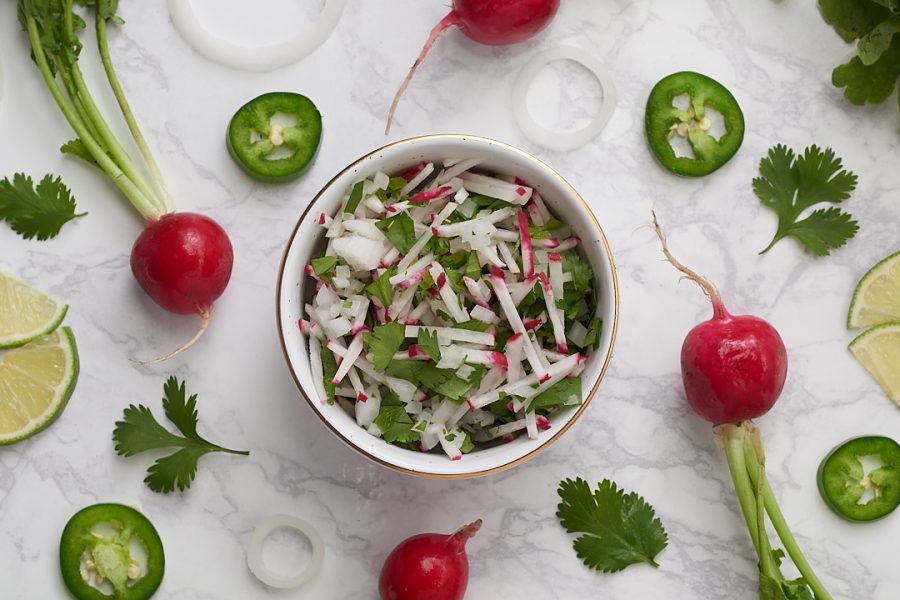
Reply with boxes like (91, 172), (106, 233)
(385, 0), (560, 134)
(19, 0), (233, 362)
(650, 213), (832, 599)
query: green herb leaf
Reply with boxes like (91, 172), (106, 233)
(387, 176), (407, 194)
(859, 17), (900, 64)
(455, 320), (492, 332)
(366, 268), (395, 308)
(369, 322), (406, 371)
(819, 0), (894, 42)
(376, 212), (417, 254)
(754, 145), (859, 256)
(311, 256), (339, 280)
(60, 139), (99, 166)
(321, 340), (338, 404)
(345, 181), (365, 214)
(417, 366), (473, 401)
(833, 35), (900, 104)
(528, 376), (582, 413)
(557, 478), (668, 573)
(0, 173), (85, 240)
(112, 377), (248, 493)
(417, 328), (442, 362)
(466, 252), (482, 280)
(562, 253), (593, 293)
(582, 318), (602, 349)
(374, 394), (420, 444)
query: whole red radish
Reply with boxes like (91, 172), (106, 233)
(651, 217), (787, 423)
(23, 3), (235, 363)
(385, 0), (560, 133)
(131, 213), (234, 363)
(650, 214), (830, 599)
(379, 519), (481, 600)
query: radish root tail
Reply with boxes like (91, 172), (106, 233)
(385, 12), (459, 135)
(650, 211), (727, 319)
(131, 307), (212, 366)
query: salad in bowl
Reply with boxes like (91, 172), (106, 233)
(278, 135), (617, 477)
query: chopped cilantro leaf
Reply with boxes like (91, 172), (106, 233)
(345, 181), (365, 214)
(528, 376), (582, 413)
(369, 323), (406, 371)
(417, 328), (442, 362)
(366, 268), (395, 308)
(310, 256), (339, 281)
(377, 212), (417, 254)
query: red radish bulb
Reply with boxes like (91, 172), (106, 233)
(130, 212), (234, 363)
(651, 214), (787, 425)
(385, 0), (560, 133)
(379, 519), (481, 600)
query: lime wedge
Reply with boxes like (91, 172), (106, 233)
(0, 271), (68, 349)
(849, 322), (900, 407)
(0, 326), (79, 445)
(848, 251), (900, 329)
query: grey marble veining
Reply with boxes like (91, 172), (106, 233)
(1, 1), (898, 598)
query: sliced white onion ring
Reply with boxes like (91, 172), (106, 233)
(512, 46), (617, 153)
(247, 514), (325, 589)
(168, 0), (346, 72)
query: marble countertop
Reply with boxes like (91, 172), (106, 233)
(2, 1), (898, 598)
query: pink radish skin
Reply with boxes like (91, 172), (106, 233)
(385, 0), (560, 133)
(651, 216), (787, 424)
(379, 520), (482, 600)
(130, 213), (233, 362)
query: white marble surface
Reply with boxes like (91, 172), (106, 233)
(1, 1), (898, 598)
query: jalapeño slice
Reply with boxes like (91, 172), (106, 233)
(645, 71), (745, 177)
(227, 92), (322, 182)
(60, 503), (165, 599)
(817, 436), (900, 522)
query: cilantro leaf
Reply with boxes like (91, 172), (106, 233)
(528, 376), (582, 413)
(0, 173), (86, 240)
(417, 328), (442, 362)
(376, 212), (416, 254)
(112, 377), (249, 493)
(753, 145), (859, 256)
(369, 323), (406, 371)
(561, 253), (593, 292)
(858, 17), (900, 65)
(345, 181), (365, 214)
(466, 252), (482, 280)
(321, 340), (338, 404)
(366, 268), (395, 308)
(310, 256), (339, 280)
(819, 0), (893, 42)
(582, 318), (602, 349)
(557, 478), (668, 573)
(833, 31), (900, 104)
(374, 394), (420, 444)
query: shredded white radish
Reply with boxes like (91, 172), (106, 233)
(301, 164), (599, 460)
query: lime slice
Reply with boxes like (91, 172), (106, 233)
(848, 251), (900, 329)
(0, 327), (79, 445)
(849, 322), (900, 407)
(0, 271), (68, 349)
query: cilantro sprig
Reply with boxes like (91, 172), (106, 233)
(113, 377), (249, 493)
(820, 0), (900, 111)
(753, 145), (859, 256)
(0, 173), (85, 240)
(557, 478), (668, 572)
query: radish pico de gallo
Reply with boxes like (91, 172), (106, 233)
(300, 160), (602, 460)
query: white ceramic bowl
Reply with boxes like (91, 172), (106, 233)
(277, 135), (618, 477)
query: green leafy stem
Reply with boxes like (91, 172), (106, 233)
(720, 423), (832, 600)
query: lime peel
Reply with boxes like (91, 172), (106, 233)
(0, 326), (79, 445)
